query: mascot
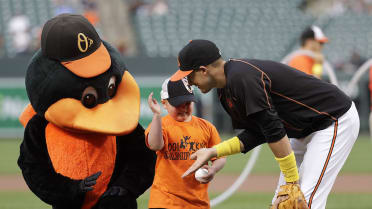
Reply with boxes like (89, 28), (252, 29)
(17, 14), (156, 209)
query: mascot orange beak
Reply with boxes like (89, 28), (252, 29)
(44, 71), (140, 135)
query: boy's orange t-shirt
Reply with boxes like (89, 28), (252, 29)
(145, 115), (222, 209)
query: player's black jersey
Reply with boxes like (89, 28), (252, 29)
(217, 59), (352, 139)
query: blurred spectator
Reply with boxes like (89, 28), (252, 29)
(116, 41), (128, 55)
(0, 34), (5, 57)
(335, 50), (366, 74)
(369, 65), (372, 139)
(28, 26), (43, 52)
(302, 0), (372, 16)
(133, 0), (168, 16)
(151, 0), (168, 15)
(288, 25), (328, 79)
(53, 0), (77, 15)
(350, 51), (366, 69)
(82, 0), (100, 26)
(8, 13), (32, 55)
(96, 0), (138, 56)
(128, 0), (147, 15)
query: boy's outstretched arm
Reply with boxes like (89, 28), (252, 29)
(147, 92), (164, 151)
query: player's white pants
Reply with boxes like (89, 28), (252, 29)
(272, 102), (360, 209)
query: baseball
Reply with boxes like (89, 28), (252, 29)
(195, 168), (208, 181)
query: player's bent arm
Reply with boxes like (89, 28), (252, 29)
(147, 113), (164, 151)
(213, 131), (266, 158)
(268, 135), (299, 183)
(248, 109), (299, 183)
(213, 136), (242, 157)
(267, 135), (292, 158)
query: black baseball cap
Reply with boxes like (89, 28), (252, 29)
(161, 77), (196, 107)
(170, 39), (221, 81)
(300, 25), (329, 46)
(41, 13), (111, 78)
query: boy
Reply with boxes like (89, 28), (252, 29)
(145, 77), (226, 209)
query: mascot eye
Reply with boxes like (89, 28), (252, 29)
(81, 87), (98, 108)
(107, 76), (117, 98)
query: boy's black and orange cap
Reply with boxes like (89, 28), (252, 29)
(170, 39), (221, 81)
(161, 77), (196, 107)
(41, 13), (111, 78)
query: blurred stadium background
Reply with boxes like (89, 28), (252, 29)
(0, 0), (372, 208)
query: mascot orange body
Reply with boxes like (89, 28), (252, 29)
(18, 14), (156, 209)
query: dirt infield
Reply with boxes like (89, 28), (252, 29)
(1, 174), (372, 193)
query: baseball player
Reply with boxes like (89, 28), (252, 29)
(176, 40), (360, 209)
(287, 25), (328, 79)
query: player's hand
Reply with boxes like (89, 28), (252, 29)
(181, 148), (217, 178)
(79, 171), (102, 193)
(148, 92), (161, 115)
(197, 165), (216, 184)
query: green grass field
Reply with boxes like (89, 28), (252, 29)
(1, 191), (371, 209)
(220, 134), (372, 174)
(0, 134), (371, 208)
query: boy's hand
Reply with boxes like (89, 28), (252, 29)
(148, 92), (161, 114)
(197, 165), (216, 184)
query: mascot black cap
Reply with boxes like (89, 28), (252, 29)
(21, 13), (141, 135)
(41, 13), (111, 78)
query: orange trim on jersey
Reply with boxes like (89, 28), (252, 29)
(230, 59), (272, 109)
(307, 120), (338, 209)
(260, 72), (271, 109)
(369, 66), (372, 103)
(271, 91), (337, 121)
(280, 119), (303, 131)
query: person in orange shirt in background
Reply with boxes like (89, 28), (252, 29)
(369, 66), (372, 141)
(145, 77), (226, 209)
(288, 25), (329, 79)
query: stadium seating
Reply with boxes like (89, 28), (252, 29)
(0, 0), (371, 65)
(134, 0), (314, 61)
(322, 12), (372, 65)
(0, 0), (53, 57)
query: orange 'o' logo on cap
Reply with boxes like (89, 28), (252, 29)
(77, 33), (94, 53)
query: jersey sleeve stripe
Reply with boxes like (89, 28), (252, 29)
(271, 91), (337, 121)
(230, 58), (272, 109)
